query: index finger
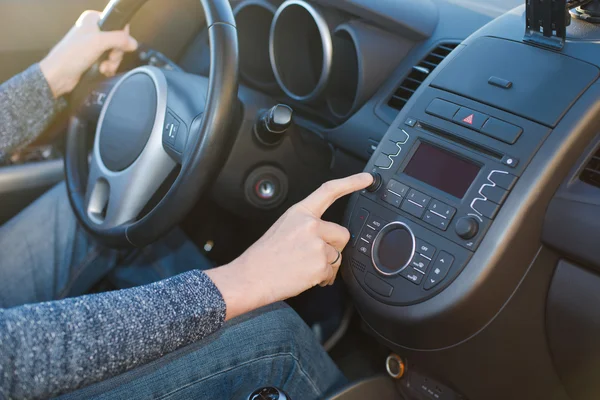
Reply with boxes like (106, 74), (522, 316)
(301, 173), (373, 217)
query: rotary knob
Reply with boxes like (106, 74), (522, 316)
(372, 222), (416, 276)
(455, 217), (479, 240)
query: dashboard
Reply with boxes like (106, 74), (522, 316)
(177, 0), (521, 156)
(125, 0), (600, 399)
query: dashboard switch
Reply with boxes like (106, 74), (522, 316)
(386, 180), (409, 197)
(349, 208), (369, 247)
(424, 252), (454, 290)
(481, 185), (509, 205)
(381, 191), (402, 208)
(416, 239), (436, 259)
(423, 210), (450, 231)
(401, 198), (426, 218)
(489, 171), (518, 190)
(453, 107), (489, 130)
(472, 199), (501, 219)
(380, 140), (400, 155)
(410, 253), (431, 273)
(357, 243), (371, 257)
(428, 200), (456, 220)
(406, 189), (431, 207)
(400, 267), (424, 285)
(374, 154), (393, 169)
(366, 216), (386, 232)
(481, 118), (522, 144)
(426, 99), (460, 120)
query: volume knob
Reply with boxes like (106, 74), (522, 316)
(455, 217), (479, 240)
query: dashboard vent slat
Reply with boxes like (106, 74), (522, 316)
(581, 149), (600, 188)
(387, 42), (459, 113)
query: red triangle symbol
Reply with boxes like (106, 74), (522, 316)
(462, 114), (474, 125)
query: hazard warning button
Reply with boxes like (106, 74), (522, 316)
(453, 107), (489, 130)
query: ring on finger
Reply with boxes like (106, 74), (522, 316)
(330, 250), (341, 265)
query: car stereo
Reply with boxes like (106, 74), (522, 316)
(344, 87), (550, 305)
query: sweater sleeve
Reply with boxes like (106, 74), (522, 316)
(0, 269), (227, 400)
(0, 64), (67, 162)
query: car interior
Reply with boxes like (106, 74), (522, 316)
(4, 0), (600, 398)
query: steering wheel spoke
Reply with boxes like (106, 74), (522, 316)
(85, 148), (176, 228)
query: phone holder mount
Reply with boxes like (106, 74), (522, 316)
(524, 0), (598, 50)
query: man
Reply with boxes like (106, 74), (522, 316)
(0, 11), (372, 399)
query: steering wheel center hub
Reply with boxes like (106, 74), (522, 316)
(98, 72), (158, 172)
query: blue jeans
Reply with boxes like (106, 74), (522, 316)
(0, 184), (346, 399)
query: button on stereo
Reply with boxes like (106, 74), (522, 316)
(374, 154), (393, 169)
(382, 180), (457, 233)
(423, 210), (449, 230)
(400, 267), (424, 285)
(380, 140), (401, 155)
(381, 191), (402, 208)
(490, 171), (518, 190)
(416, 239), (436, 259)
(387, 180), (409, 197)
(410, 253), (431, 273)
(406, 189), (431, 207)
(401, 199), (427, 218)
(470, 171), (518, 222)
(472, 199), (500, 219)
(428, 200), (456, 219)
(424, 252), (455, 290)
(480, 185), (508, 205)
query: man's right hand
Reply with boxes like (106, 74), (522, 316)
(206, 173), (373, 321)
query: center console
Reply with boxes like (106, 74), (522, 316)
(342, 34), (598, 347)
(346, 84), (549, 305)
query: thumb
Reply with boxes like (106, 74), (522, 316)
(97, 30), (138, 53)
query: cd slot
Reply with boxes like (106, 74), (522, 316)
(417, 121), (503, 160)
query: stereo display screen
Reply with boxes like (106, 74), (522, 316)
(403, 142), (481, 199)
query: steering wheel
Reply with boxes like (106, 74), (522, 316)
(65, 0), (239, 248)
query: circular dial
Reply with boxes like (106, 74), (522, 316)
(455, 217), (479, 240)
(372, 222), (416, 276)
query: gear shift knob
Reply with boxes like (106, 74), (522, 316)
(254, 104), (293, 146)
(248, 386), (290, 400)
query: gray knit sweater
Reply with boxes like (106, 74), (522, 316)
(0, 65), (227, 399)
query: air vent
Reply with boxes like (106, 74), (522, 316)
(387, 43), (459, 112)
(581, 148), (600, 188)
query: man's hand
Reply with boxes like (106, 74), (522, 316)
(40, 10), (138, 98)
(207, 173), (374, 320)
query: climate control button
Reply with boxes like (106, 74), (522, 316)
(372, 222), (416, 276)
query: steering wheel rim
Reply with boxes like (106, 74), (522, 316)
(65, 0), (239, 248)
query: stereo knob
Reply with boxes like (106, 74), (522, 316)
(455, 217), (479, 240)
(372, 222), (416, 276)
(366, 173), (382, 192)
